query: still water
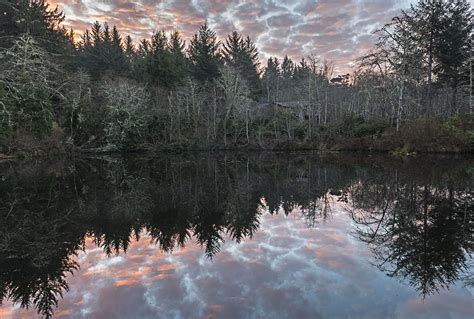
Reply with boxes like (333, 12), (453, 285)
(0, 152), (472, 319)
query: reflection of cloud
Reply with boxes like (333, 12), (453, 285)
(49, 0), (416, 73)
(3, 207), (473, 319)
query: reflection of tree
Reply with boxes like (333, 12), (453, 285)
(0, 167), (82, 318)
(348, 169), (473, 297)
(0, 154), (471, 317)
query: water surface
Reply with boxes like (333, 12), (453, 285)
(0, 153), (472, 318)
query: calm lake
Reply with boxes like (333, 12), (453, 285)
(0, 152), (472, 319)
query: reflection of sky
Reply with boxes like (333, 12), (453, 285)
(2, 209), (473, 319)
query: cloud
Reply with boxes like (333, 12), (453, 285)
(47, 0), (421, 73)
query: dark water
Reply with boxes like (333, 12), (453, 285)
(0, 152), (472, 319)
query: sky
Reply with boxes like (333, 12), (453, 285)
(46, 0), (472, 74)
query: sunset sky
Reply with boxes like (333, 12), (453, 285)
(48, 0), (472, 73)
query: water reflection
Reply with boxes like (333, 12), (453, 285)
(0, 153), (472, 318)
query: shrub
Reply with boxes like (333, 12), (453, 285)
(353, 119), (390, 137)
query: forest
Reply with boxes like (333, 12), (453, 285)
(0, 0), (473, 156)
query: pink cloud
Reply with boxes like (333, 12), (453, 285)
(47, 0), (418, 73)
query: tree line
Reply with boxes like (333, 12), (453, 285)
(0, 0), (472, 152)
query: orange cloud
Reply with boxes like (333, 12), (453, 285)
(48, 0), (414, 74)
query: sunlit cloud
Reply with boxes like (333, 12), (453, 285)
(47, 0), (421, 73)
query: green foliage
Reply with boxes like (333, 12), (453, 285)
(188, 23), (221, 82)
(353, 119), (390, 137)
(333, 115), (390, 137)
(77, 22), (129, 78)
(467, 130), (474, 140)
(0, 0), (71, 53)
(222, 32), (261, 99)
(1, 1), (473, 154)
(140, 31), (188, 88)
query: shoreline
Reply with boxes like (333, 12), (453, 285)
(1, 144), (473, 161)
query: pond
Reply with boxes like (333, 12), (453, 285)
(0, 152), (472, 318)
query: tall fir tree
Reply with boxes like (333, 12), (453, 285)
(0, 0), (72, 57)
(188, 23), (221, 82)
(168, 31), (189, 86)
(124, 35), (136, 61)
(263, 57), (280, 103)
(434, 0), (472, 112)
(222, 31), (261, 99)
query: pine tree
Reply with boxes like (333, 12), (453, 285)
(110, 26), (127, 75)
(124, 35), (135, 61)
(399, 0), (472, 114)
(281, 56), (294, 80)
(102, 23), (112, 45)
(404, 0), (445, 113)
(263, 57), (280, 103)
(77, 22), (128, 78)
(80, 30), (92, 48)
(150, 30), (167, 54)
(188, 23), (221, 82)
(434, 0), (472, 113)
(222, 31), (243, 66)
(138, 39), (151, 56)
(241, 36), (262, 99)
(91, 21), (102, 46)
(0, 1), (71, 53)
(141, 31), (188, 88)
(168, 31), (188, 86)
(222, 32), (261, 99)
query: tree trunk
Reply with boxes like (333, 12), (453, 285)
(426, 30), (434, 115)
(397, 80), (405, 132)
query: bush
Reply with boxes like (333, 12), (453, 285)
(353, 120), (390, 137)
(326, 115), (390, 138)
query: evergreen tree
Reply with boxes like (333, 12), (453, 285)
(222, 31), (261, 99)
(110, 26), (127, 74)
(222, 31), (242, 66)
(77, 22), (128, 78)
(405, 0), (445, 112)
(91, 21), (102, 46)
(140, 31), (188, 88)
(124, 35), (136, 61)
(143, 31), (172, 87)
(0, 0), (68, 50)
(263, 57), (280, 103)
(398, 0), (472, 113)
(241, 36), (262, 99)
(281, 56), (294, 80)
(434, 0), (472, 112)
(138, 39), (151, 56)
(188, 23), (221, 82)
(168, 31), (188, 86)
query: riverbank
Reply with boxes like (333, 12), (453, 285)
(1, 116), (472, 159)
